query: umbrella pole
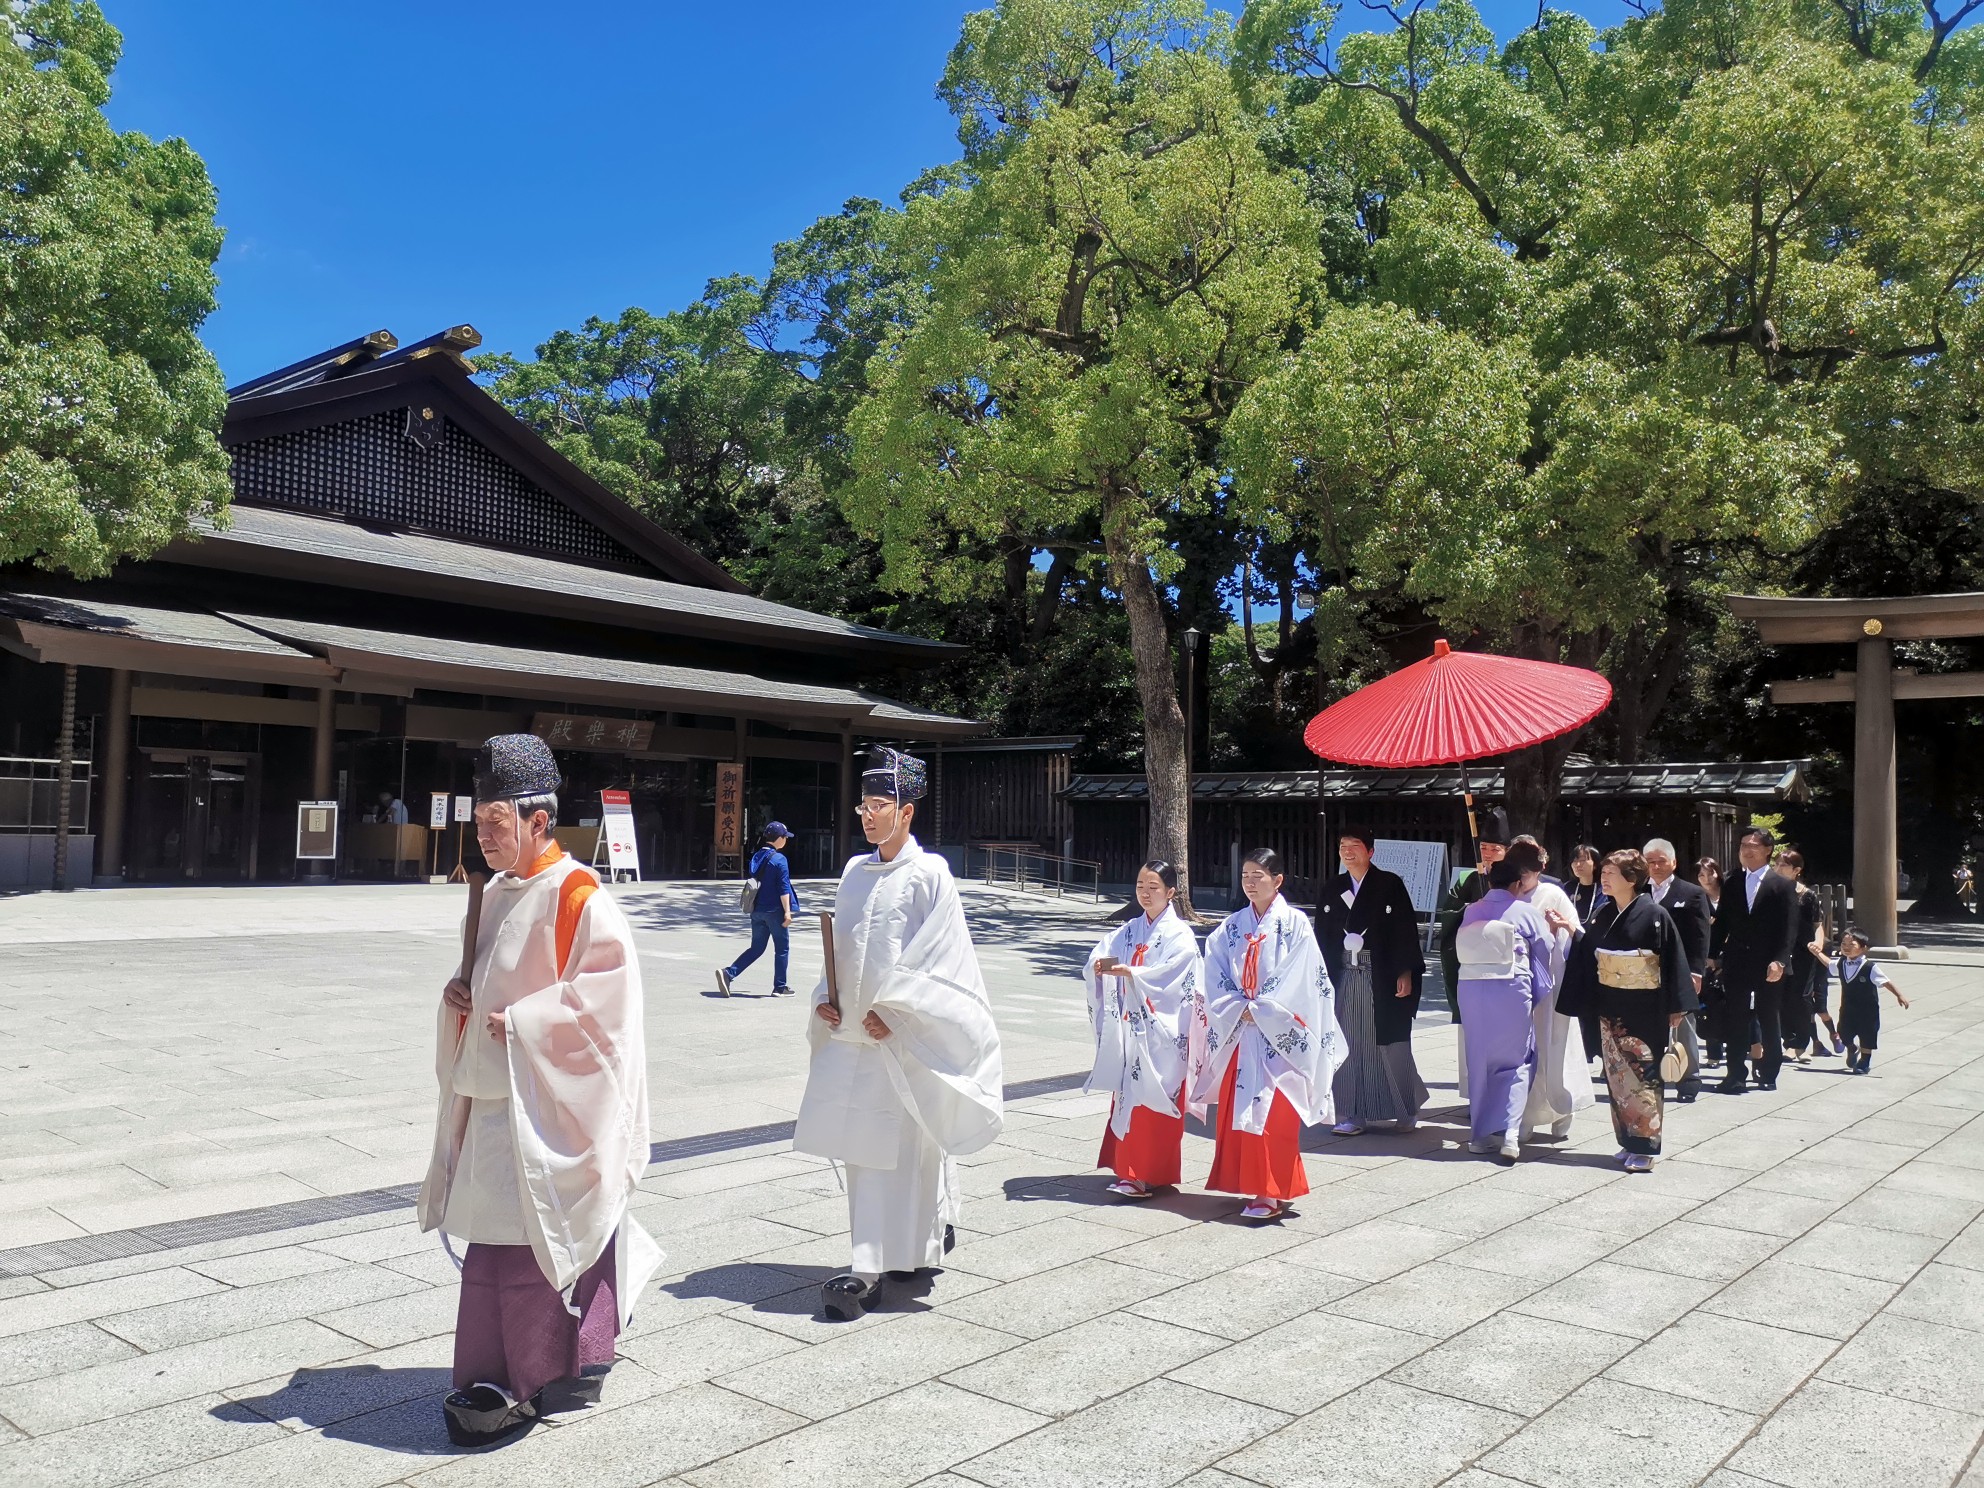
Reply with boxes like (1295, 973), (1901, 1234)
(1459, 760), (1483, 873)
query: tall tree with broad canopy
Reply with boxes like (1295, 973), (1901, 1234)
(845, 0), (1325, 911)
(1, 1), (230, 577)
(1229, 0), (1982, 829)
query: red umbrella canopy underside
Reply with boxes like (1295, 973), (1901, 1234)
(1304, 639), (1613, 769)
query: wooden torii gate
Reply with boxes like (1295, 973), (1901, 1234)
(1728, 592), (1984, 949)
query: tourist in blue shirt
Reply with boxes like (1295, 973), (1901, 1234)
(716, 822), (799, 997)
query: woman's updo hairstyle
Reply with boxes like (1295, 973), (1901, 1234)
(1604, 848), (1649, 886)
(1139, 859), (1179, 891)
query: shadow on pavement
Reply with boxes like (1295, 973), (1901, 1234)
(225, 1364), (455, 1453)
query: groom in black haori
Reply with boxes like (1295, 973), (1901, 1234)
(1317, 827), (1427, 1133)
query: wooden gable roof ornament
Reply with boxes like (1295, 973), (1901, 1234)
(1728, 590), (1984, 954)
(219, 325), (745, 592)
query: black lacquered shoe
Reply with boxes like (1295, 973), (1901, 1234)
(821, 1273), (879, 1321)
(443, 1384), (537, 1447)
(944, 1224), (956, 1255)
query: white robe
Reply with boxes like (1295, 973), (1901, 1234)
(1518, 880), (1594, 1132)
(1191, 896), (1346, 1133)
(793, 837), (1002, 1275)
(417, 851), (662, 1325)
(1083, 906), (1210, 1135)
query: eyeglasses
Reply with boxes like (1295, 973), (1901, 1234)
(855, 800), (898, 816)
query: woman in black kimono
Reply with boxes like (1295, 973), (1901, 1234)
(1774, 850), (1841, 1062)
(1559, 849), (1699, 1173)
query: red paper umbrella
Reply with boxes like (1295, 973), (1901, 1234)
(1304, 638), (1612, 855)
(1304, 639), (1612, 769)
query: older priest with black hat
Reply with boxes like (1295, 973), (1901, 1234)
(417, 734), (660, 1447)
(795, 747), (1003, 1320)
(1318, 827), (1427, 1133)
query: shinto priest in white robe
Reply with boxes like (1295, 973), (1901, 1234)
(794, 836), (1003, 1277)
(417, 845), (662, 1339)
(1191, 895), (1346, 1134)
(1083, 905), (1209, 1134)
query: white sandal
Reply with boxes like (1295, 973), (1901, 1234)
(1107, 1179), (1153, 1200)
(1239, 1199), (1286, 1222)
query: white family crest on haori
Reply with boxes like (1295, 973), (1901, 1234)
(417, 853), (662, 1324)
(1191, 896), (1346, 1133)
(794, 838), (1004, 1166)
(1082, 905), (1210, 1137)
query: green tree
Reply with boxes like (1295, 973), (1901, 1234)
(846, 0), (1325, 909)
(1229, 0), (1980, 829)
(1, 1), (230, 577)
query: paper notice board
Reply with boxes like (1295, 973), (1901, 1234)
(1373, 838), (1450, 915)
(600, 790), (641, 878)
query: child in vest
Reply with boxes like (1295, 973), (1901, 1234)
(1817, 928), (1909, 1073)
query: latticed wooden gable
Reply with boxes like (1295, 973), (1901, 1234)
(227, 407), (648, 569)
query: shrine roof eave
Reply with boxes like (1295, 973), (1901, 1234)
(1727, 592), (1984, 644)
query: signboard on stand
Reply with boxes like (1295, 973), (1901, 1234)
(1373, 838), (1449, 914)
(296, 801), (339, 861)
(598, 789), (641, 881)
(714, 762), (743, 875)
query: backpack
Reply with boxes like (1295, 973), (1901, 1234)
(739, 847), (765, 912)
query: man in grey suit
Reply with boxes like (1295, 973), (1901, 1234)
(1643, 838), (1712, 1102)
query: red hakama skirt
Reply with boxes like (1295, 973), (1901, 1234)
(1097, 1092), (1185, 1186)
(1205, 1054), (1309, 1200)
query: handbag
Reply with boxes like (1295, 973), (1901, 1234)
(1659, 1029), (1692, 1084)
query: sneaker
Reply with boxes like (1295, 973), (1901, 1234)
(1467, 1139), (1497, 1154)
(1332, 1121), (1365, 1136)
(715, 968), (733, 998)
(772, 984), (796, 997)
(1831, 1036), (1846, 1054)
(1623, 1154), (1654, 1173)
(1498, 1137), (1521, 1164)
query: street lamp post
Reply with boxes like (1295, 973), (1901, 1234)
(1182, 627), (1200, 894)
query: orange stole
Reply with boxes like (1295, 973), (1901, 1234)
(521, 842), (597, 972)
(1205, 1054), (1309, 1200)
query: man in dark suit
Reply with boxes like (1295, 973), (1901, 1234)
(1642, 837), (1712, 1102)
(1317, 827), (1427, 1132)
(1710, 825), (1802, 1092)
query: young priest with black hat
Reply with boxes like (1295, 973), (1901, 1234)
(793, 747), (1004, 1319)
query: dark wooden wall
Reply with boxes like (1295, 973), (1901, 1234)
(936, 748), (1072, 851)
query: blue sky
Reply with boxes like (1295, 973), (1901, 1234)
(100, 1), (1632, 386)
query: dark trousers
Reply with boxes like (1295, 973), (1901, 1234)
(1727, 978), (1792, 1086)
(725, 908), (791, 988)
(1699, 971), (1728, 1060)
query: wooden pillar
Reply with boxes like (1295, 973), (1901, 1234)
(311, 686), (335, 799)
(52, 663), (77, 891)
(98, 667), (132, 883)
(837, 726), (855, 862)
(1854, 634), (1899, 947)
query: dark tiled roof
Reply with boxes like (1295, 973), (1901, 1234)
(1064, 761), (1813, 804)
(178, 506), (958, 660)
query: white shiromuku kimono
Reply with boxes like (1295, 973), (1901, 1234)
(1519, 879), (1595, 1135)
(1083, 905), (1209, 1135)
(1191, 897), (1346, 1132)
(793, 838), (1002, 1277)
(417, 850), (662, 1324)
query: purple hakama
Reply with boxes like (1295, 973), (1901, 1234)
(452, 1236), (618, 1404)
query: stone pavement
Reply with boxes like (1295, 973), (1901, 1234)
(0, 884), (1981, 1488)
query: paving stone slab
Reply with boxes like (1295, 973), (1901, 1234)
(1818, 1312), (1984, 1416)
(717, 1311), (1021, 1420)
(1604, 1309), (1838, 1414)
(222, 1334), (453, 1429)
(100, 1263), (425, 1352)
(1216, 1377), (1519, 1488)
(936, 1257), (1183, 1340)
(1773, 1219), (1948, 1283)
(0, 1267), (225, 1339)
(0, 1318), (140, 1388)
(935, 1214), (1134, 1282)
(1166, 1309), (1433, 1416)
(1481, 1377), (1759, 1488)
(130, 1395), (461, 1488)
(957, 1376), (1290, 1488)
(1729, 1377), (1984, 1488)
(1126, 1256), (1365, 1342)
(1326, 1260), (1541, 1339)
(1509, 1257), (1725, 1341)
(1700, 1258), (1899, 1340)
(1886, 1261), (1984, 1332)
(942, 1311), (1221, 1418)
(1609, 1219), (1789, 1282)
(1387, 1310), (1637, 1418)
(612, 1312), (806, 1391)
(1273, 1217), (1467, 1282)
(0, 1392), (286, 1488)
(680, 1379), (1043, 1488)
